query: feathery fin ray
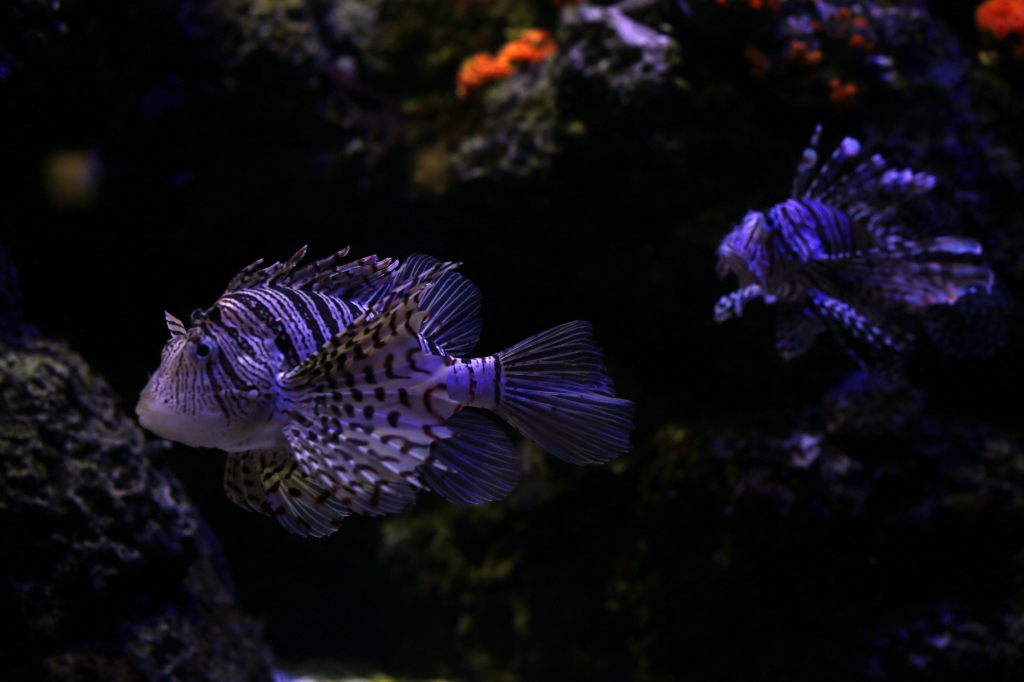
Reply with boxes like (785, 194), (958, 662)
(493, 321), (634, 465)
(421, 410), (521, 504)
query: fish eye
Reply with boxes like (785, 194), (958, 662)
(190, 338), (215, 363)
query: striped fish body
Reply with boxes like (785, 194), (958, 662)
(136, 248), (634, 537)
(714, 126), (995, 361)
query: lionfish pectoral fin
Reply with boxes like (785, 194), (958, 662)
(492, 321), (635, 465)
(714, 284), (764, 322)
(281, 430), (422, 518)
(865, 262), (994, 310)
(225, 449), (351, 538)
(420, 409), (521, 504)
(809, 290), (912, 354)
(283, 275), (445, 389)
(224, 450), (275, 516)
(281, 285), (462, 519)
(869, 236), (984, 260)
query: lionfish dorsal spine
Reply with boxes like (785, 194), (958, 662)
(164, 311), (186, 336)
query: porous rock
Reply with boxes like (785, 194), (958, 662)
(0, 249), (274, 681)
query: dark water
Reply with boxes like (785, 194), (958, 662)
(4, 0), (1024, 679)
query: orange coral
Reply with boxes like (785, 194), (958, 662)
(787, 40), (823, 65)
(497, 29), (557, 64)
(848, 33), (875, 51)
(829, 77), (858, 105)
(977, 0), (1024, 39)
(457, 53), (514, 99)
(456, 29), (557, 99)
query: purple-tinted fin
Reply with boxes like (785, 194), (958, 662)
(791, 124), (822, 197)
(370, 254), (460, 315)
(223, 246), (307, 293)
(230, 448), (354, 538)
(223, 451), (274, 516)
(421, 410), (521, 504)
(494, 321), (635, 465)
(419, 270), (482, 357)
(804, 134), (862, 200)
(221, 246), (401, 306)
(862, 261), (994, 310)
(809, 290), (911, 353)
(303, 254), (399, 305)
(495, 320), (616, 395)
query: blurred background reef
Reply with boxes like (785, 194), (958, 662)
(4, 0), (1024, 679)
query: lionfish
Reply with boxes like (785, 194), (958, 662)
(136, 249), (634, 537)
(714, 126), (995, 361)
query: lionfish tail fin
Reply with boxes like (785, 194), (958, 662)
(492, 321), (635, 465)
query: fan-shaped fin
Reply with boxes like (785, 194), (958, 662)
(224, 450), (273, 515)
(421, 410), (521, 504)
(222, 246), (400, 306)
(224, 449), (352, 538)
(493, 321), (635, 464)
(419, 271), (482, 357)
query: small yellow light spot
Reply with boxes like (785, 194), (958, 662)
(43, 149), (101, 208)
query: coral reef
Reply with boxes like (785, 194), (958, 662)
(450, 68), (560, 181)
(0, 248), (274, 681)
(449, 0), (683, 181)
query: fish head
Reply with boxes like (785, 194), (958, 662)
(136, 309), (283, 452)
(716, 210), (773, 287)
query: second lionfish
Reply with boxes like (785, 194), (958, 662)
(136, 249), (634, 537)
(714, 126), (995, 361)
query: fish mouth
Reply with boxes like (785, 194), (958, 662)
(136, 394), (212, 448)
(135, 377), (219, 448)
(136, 384), (285, 452)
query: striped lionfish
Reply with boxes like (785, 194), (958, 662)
(714, 126), (995, 361)
(136, 249), (634, 537)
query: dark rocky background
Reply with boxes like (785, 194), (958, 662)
(3, 0), (1024, 679)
